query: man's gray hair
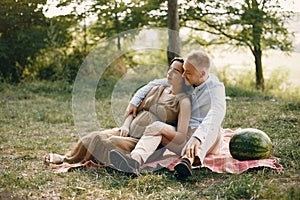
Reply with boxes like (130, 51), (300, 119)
(186, 50), (210, 71)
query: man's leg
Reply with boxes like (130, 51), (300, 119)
(174, 128), (222, 178)
(196, 128), (222, 165)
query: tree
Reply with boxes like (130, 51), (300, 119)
(0, 0), (49, 82)
(182, 0), (293, 90)
(90, 0), (166, 49)
(55, 0), (166, 77)
(57, 0), (165, 50)
(167, 0), (180, 64)
(90, 0), (162, 75)
(24, 14), (79, 82)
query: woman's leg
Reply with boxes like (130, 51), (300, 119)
(64, 128), (121, 164)
(44, 135), (97, 164)
(130, 124), (185, 164)
(88, 134), (139, 165)
(130, 135), (162, 164)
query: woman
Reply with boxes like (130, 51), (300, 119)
(44, 58), (191, 170)
(110, 60), (192, 173)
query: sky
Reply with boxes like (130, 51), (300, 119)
(279, 0), (300, 12)
(44, 0), (300, 18)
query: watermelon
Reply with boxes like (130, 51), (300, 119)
(229, 128), (272, 161)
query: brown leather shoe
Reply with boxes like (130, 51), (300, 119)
(174, 158), (192, 178)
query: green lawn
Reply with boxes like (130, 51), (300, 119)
(0, 81), (299, 199)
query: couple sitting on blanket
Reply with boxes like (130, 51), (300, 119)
(44, 50), (226, 178)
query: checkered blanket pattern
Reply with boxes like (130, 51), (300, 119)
(50, 129), (283, 174)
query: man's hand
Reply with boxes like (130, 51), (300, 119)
(124, 103), (138, 119)
(181, 137), (201, 158)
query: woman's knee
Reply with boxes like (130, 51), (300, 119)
(109, 136), (137, 151)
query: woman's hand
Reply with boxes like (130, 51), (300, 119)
(144, 121), (166, 136)
(120, 126), (129, 137)
(124, 103), (138, 119)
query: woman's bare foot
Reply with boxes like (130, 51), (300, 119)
(44, 153), (65, 164)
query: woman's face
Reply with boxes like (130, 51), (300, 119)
(167, 61), (184, 86)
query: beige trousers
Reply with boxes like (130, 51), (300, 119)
(186, 127), (223, 166)
(131, 127), (223, 166)
(130, 123), (187, 163)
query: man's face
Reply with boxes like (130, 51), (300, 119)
(182, 60), (202, 86)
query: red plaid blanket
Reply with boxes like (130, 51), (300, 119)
(50, 129), (283, 174)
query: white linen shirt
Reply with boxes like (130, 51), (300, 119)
(129, 73), (226, 143)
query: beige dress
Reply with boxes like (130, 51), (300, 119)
(64, 85), (188, 165)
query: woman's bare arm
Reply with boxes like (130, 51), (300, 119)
(162, 97), (191, 144)
(144, 97), (191, 145)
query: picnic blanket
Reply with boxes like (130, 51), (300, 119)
(49, 128), (283, 174)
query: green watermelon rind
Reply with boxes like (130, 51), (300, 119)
(229, 128), (272, 161)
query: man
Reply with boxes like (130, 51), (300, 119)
(124, 50), (226, 178)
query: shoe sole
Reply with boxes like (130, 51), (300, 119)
(174, 162), (192, 178)
(110, 150), (138, 174)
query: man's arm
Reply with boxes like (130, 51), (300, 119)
(124, 78), (168, 118)
(192, 83), (226, 142)
(182, 82), (226, 159)
(129, 78), (168, 106)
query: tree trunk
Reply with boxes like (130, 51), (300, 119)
(167, 0), (180, 64)
(114, 11), (121, 51)
(252, 0), (264, 91)
(83, 7), (87, 57)
(253, 48), (264, 91)
(112, 3), (126, 75)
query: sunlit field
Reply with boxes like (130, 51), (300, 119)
(0, 79), (299, 199)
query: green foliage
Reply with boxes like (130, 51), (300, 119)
(91, 0), (164, 34)
(217, 65), (300, 99)
(181, 0), (294, 90)
(14, 0), (168, 83)
(22, 15), (82, 82)
(1, 0), (296, 93)
(58, 0), (166, 51)
(182, 0), (293, 52)
(0, 0), (49, 82)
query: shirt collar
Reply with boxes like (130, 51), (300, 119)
(193, 74), (210, 90)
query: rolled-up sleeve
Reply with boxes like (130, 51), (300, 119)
(130, 78), (169, 106)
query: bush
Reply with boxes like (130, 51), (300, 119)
(217, 66), (300, 99)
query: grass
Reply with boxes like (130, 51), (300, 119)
(0, 80), (299, 199)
